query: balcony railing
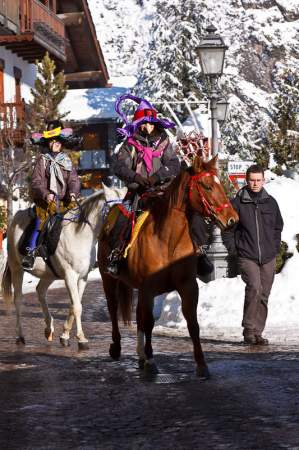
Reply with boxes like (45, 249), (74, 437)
(20, 0), (65, 39)
(0, 102), (25, 147)
(0, 1), (20, 32)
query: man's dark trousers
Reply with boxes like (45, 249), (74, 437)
(238, 257), (276, 337)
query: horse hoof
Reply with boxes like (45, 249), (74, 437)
(78, 341), (89, 351)
(16, 336), (25, 345)
(45, 329), (54, 342)
(144, 361), (159, 375)
(60, 337), (70, 347)
(197, 366), (210, 379)
(109, 343), (121, 360)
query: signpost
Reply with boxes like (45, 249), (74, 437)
(227, 160), (253, 190)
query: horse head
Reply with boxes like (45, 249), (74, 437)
(189, 155), (239, 230)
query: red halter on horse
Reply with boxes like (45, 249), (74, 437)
(98, 155), (238, 378)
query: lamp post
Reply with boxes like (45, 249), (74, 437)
(216, 98), (229, 125)
(196, 25), (230, 280)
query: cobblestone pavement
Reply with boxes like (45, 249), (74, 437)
(1, 277), (299, 450)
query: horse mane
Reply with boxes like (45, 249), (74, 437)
(76, 189), (105, 225)
(149, 170), (191, 233)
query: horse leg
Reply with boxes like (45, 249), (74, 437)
(176, 279), (210, 379)
(64, 271), (89, 350)
(36, 279), (55, 342)
(102, 275), (122, 360)
(11, 268), (25, 345)
(136, 290), (158, 374)
(60, 277), (87, 347)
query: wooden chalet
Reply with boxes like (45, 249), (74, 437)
(0, 0), (110, 152)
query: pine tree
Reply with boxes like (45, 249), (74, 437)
(28, 52), (68, 133)
(268, 68), (299, 170)
(134, 0), (206, 119)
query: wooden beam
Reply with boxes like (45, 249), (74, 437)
(64, 70), (103, 82)
(57, 12), (84, 26)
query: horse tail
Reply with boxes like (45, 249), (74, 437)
(1, 261), (13, 304)
(117, 281), (133, 325)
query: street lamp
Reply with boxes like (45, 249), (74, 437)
(196, 25), (228, 77)
(216, 98), (229, 125)
(196, 25), (230, 280)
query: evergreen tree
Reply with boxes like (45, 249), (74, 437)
(221, 106), (253, 160)
(134, 0), (206, 119)
(28, 52), (68, 133)
(268, 68), (299, 170)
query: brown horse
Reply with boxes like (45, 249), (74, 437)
(98, 155), (239, 378)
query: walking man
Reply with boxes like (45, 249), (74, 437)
(223, 164), (283, 345)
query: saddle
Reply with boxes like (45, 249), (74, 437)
(19, 208), (63, 261)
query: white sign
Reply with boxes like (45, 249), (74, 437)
(227, 160), (254, 190)
(227, 160), (253, 174)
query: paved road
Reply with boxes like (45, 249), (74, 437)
(0, 277), (299, 450)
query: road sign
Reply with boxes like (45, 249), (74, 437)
(227, 160), (253, 190)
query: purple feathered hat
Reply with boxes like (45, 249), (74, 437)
(115, 93), (176, 138)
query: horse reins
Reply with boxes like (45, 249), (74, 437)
(188, 171), (230, 218)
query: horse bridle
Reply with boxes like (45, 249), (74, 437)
(188, 171), (230, 219)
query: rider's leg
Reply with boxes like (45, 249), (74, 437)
(22, 215), (41, 270)
(21, 198), (54, 270)
(106, 212), (131, 275)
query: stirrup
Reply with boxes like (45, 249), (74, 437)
(106, 247), (123, 275)
(106, 262), (119, 275)
(22, 248), (36, 270)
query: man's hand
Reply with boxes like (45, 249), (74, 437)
(70, 193), (77, 202)
(148, 174), (160, 187)
(47, 193), (55, 203)
(134, 174), (150, 187)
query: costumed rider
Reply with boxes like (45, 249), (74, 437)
(106, 93), (180, 274)
(107, 93), (213, 278)
(22, 120), (81, 270)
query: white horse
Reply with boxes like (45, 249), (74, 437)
(1, 186), (126, 349)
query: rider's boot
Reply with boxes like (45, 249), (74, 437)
(197, 252), (214, 276)
(194, 245), (214, 279)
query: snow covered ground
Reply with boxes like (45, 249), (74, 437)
(1, 175), (298, 343)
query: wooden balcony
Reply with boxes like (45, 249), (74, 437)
(0, 0), (66, 63)
(0, 102), (25, 149)
(0, 1), (19, 34)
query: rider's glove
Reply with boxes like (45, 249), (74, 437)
(134, 174), (150, 187)
(148, 174), (160, 187)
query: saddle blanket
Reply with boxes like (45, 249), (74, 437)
(123, 211), (149, 258)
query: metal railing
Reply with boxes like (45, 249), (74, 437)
(0, 102), (25, 147)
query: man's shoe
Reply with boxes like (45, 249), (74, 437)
(243, 335), (257, 345)
(255, 335), (269, 345)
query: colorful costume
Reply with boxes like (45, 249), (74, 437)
(22, 121), (81, 270)
(106, 94), (180, 274)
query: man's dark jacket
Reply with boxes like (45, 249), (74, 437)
(223, 186), (283, 264)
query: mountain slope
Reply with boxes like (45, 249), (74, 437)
(88, 0), (299, 156)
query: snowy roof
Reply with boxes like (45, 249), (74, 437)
(60, 76), (136, 122)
